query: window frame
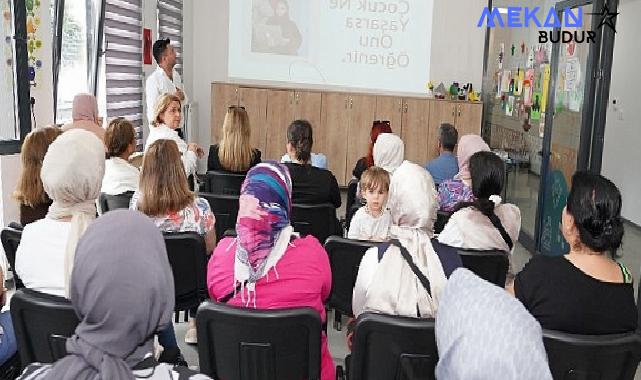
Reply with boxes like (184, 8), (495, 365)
(0, 0), (33, 155)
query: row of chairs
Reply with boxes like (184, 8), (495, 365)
(10, 289), (641, 380)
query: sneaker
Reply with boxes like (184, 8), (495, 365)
(158, 347), (188, 367)
(184, 327), (197, 345)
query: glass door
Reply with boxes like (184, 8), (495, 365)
(537, 0), (600, 255)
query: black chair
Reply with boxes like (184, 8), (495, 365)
(457, 248), (509, 287)
(98, 191), (134, 214)
(433, 211), (452, 235)
(197, 301), (321, 380)
(163, 232), (208, 322)
(345, 179), (361, 229)
(205, 170), (246, 195)
(342, 312), (437, 380)
(199, 192), (240, 242)
(291, 203), (340, 244)
(1, 226), (23, 289)
(543, 329), (641, 380)
(10, 289), (80, 366)
(324, 237), (377, 330)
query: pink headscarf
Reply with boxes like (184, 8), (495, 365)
(455, 135), (490, 183)
(72, 94), (98, 122)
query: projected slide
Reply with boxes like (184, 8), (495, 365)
(229, 0), (434, 94)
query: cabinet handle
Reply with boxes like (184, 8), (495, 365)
(345, 99), (348, 109)
(458, 105), (461, 117)
(404, 103), (408, 113)
(452, 108), (455, 117)
(350, 98), (353, 109)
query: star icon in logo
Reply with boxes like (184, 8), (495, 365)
(587, 3), (619, 33)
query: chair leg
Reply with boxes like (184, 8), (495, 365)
(174, 311), (179, 323)
(184, 310), (189, 323)
(334, 310), (342, 331)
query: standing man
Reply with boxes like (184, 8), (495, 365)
(145, 39), (186, 128)
(425, 123), (459, 186)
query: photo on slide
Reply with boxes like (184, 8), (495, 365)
(251, 0), (308, 57)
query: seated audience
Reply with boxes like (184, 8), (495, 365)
(101, 118), (139, 195)
(208, 106), (261, 173)
(131, 139), (215, 347)
(281, 151), (327, 169)
(438, 135), (490, 211)
(347, 166), (391, 241)
(511, 172), (637, 334)
(61, 94), (105, 141)
(284, 120), (341, 208)
(207, 162), (335, 380)
(438, 152), (520, 273)
(15, 130), (105, 297)
(352, 162), (460, 319)
(18, 211), (212, 379)
(436, 269), (552, 380)
(373, 133), (404, 175)
(425, 123), (459, 185)
(352, 120), (392, 180)
(146, 94), (203, 176)
(13, 127), (62, 225)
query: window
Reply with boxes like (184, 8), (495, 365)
(1, 0), (31, 154)
(157, 0), (182, 75)
(53, 0), (102, 124)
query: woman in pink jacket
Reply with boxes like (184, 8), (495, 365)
(207, 162), (334, 380)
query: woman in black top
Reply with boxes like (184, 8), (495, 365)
(352, 120), (392, 180)
(283, 120), (341, 208)
(208, 106), (261, 173)
(511, 172), (637, 334)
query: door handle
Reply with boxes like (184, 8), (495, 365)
(350, 98), (353, 109)
(458, 106), (461, 117)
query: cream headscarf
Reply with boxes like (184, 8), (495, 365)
(454, 135), (490, 183)
(363, 161), (447, 318)
(373, 133), (404, 174)
(41, 129), (105, 297)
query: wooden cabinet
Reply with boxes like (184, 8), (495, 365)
(401, 98), (431, 165)
(345, 94), (377, 184)
(321, 93), (350, 186)
(374, 96), (403, 133)
(264, 91), (295, 160)
(238, 87), (268, 155)
(211, 84), (239, 143)
(293, 91), (323, 153)
(454, 102), (483, 137)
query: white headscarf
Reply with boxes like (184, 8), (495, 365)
(363, 161), (447, 318)
(436, 269), (552, 379)
(373, 133), (404, 174)
(41, 129), (105, 297)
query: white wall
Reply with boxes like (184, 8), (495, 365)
(0, 155), (21, 227)
(31, 0), (54, 127)
(602, 0), (641, 226)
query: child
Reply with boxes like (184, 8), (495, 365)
(347, 166), (391, 241)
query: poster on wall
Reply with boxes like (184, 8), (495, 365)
(514, 69), (524, 96)
(564, 57), (581, 92)
(541, 64), (551, 111)
(501, 70), (511, 92)
(506, 95), (515, 116)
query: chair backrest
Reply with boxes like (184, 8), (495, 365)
(206, 171), (246, 195)
(350, 313), (437, 380)
(324, 236), (377, 317)
(457, 248), (509, 287)
(291, 203), (339, 244)
(98, 191), (134, 214)
(345, 179), (359, 228)
(197, 301), (321, 380)
(199, 192), (240, 241)
(10, 289), (80, 366)
(1, 227), (24, 289)
(543, 329), (641, 380)
(163, 232), (208, 311)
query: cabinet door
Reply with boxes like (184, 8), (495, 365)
(211, 83), (239, 144)
(321, 93), (350, 186)
(346, 94), (377, 183)
(427, 100), (457, 161)
(401, 98), (431, 165)
(294, 91), (323, 152)
(264, 90), (295, 161)
(455, 102), (483, 136)
(239, 88), (268, 155)
(374, 96), (403, 133)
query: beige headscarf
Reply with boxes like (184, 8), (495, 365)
(61, 94), (105, 141)
(363, 161), (447, 318)
(454, 135), (490, 183)
(373, 133), (404, 174)
(41, 129), (105, 297)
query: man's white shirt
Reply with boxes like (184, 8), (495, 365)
(145, 66), (186, 123)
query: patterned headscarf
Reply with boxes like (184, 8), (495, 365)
(234, 162), (294, 304)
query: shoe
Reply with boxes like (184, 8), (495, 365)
(158, 347), (188, 367)
(184, 327), (197, 345)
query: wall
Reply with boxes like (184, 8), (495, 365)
(602, 0), (641, 226)
(0, 155), (21, 227)
(30, 0), (54, 128)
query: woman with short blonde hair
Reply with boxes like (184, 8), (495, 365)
(208, 106), (261, 173)
(146, 93), (203, 176)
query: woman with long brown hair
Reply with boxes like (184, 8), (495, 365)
(352, 120), (393, 180)
(14, 127), (63, 225)
(208, 106), (261, 173)
(131, 139), (215, 347)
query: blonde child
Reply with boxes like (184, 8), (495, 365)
(347, 167), (391, 241)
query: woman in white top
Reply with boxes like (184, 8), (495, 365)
(15, 129), (105, 297)
(352, 162), (450, 319)
(146, 94), (203, 176)
(101, 118), (139, 195)
(438, 151), (521, 280)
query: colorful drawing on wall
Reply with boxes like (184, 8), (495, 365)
(540, 64), (551, 111)
(530, 91), (542, 121)
(539, 113), (546, 138)
(523, 68), (535, 106)
(568, 88), (583, 112)
(498, 43), (504, 70)
(25, 0), (43, 86)
(506, 95), (515, 116)
(501, 69), (511, 93)
(513, 68), (523, 96)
